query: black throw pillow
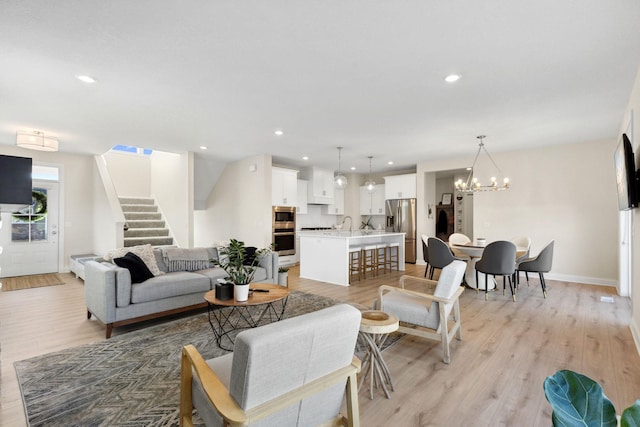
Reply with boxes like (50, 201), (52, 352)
(114, 252), (154, 283)
(243, 246), (258, 266)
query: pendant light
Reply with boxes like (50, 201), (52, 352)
(454, 135), (510, 192)
(334, 146), (348, 188)
(364, 156), (376, 194)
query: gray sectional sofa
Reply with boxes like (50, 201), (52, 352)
(84, 246), (279, 338)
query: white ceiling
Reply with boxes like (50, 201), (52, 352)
(1, 1), (640, 174)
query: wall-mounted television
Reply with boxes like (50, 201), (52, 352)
(0, 154), (32, 212)
(614, 133), (638, 211)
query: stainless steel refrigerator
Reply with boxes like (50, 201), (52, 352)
(385, 198), (417, 263)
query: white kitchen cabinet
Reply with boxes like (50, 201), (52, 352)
(384, 173), (417, 199)
(300, 167), (335, 205)
(323, 188), (344, 215)
(359, 184), (386, 215)
(272, 167), (298, 207)
(296, 179), (308, 214)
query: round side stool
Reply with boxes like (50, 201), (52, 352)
(358, 310), (399, 399)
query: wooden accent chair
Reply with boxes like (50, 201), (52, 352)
(377, 260), (466, 364)
(180, 304), (362, 427)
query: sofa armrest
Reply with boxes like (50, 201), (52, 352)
(257, 252), (279, 283)
(85, 260), (133, 323)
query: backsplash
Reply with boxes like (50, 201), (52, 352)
(297, 205), (385, 230)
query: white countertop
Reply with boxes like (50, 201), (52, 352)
(298, 230), (405, 239)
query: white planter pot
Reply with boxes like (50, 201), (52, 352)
(278, 272), (289, 287)
(234, 284), (250, 302)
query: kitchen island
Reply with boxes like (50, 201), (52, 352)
(299, 230), (405, 286)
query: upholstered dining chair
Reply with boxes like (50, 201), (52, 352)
(180, 304), (362, 427)
(427, 237), (466, 280)
(517, 240), (554, 298)
(511, 236), (532, 285)
(448, 233), (471, 262)
(377, 260), (466, 364)
(421, 234), (431, 278)
(475, 240), (517, 301)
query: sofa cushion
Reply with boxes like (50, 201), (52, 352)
(104, 244), (164, 276)
(131, 272), (211, 304)
(113, 252), (154, 284)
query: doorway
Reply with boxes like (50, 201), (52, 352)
(0, 180), (60, 277)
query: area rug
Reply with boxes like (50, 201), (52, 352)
(16, 291), (400, 427)
(1, 273), (65, 292)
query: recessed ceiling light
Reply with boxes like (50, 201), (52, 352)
(76, 75), (96, 83)
(445, 74), (461, 83)
(387, 161), (394, 165)
(274, 129), (284, 136)
(302, 156), (309, 160)
(200, 146), (207, 150)
(350, 166), (356, 171)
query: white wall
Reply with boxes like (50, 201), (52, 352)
(103, 151), (151, 197)
(194, 154), (272, 248)
(194, 155), (226, 210)
(417, 139), (619, 286)
(150, 151), (193, 248)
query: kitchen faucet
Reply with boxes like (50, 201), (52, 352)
(341, 216), (353, 233)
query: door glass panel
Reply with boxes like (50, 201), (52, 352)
(11, 188), (48, 242)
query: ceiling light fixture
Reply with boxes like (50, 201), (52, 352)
(76, 75), (96, 83)
(445, 74), (461, 83)
(274, 129), (284, 136)
(334, 146), (348, 188)
(16, 130), (59, 152)
(365, 156), (376, 194)
(455, 135), (510, 192)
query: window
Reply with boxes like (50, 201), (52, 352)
(111, 145), (153, 156)
(11, 188), (48, 242)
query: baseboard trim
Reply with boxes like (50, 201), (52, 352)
(545, 273), (617, 288)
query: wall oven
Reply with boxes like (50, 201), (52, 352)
(272, 206), (296, 256)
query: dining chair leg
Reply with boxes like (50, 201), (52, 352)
(509, 276), (516, 302)
(484, 273), (489, 301)
(525, 271), (530, 285)
(502, 276), (506, 295)
(539, 272), (548, 298)
(424, 263), (430, 277)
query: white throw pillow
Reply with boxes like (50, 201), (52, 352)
(104, 244), (163, 276)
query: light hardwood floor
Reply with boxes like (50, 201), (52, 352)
(1, 265), (639, 426)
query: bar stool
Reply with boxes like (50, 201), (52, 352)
(362, 244), (379, 278)
(376, 243), (388, 274)
(349, 246), (363, 283)
(387, 242), (400, 271)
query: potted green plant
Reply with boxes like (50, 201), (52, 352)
(215, 239), (272, 301)
(544, 369), (640, 426)
(278, 267), (289, 287)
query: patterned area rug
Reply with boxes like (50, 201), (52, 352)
(14, 291), (343, 426)
(1, 273), (65, 292)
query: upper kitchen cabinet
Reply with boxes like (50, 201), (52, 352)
(359, 184), (386, 215)
(323, 188), (344, 215)
(384, 173), (417, 199)
(272, 167), (298, 207)
(300, 167), (335, 205)
(296, 179), (308, 214)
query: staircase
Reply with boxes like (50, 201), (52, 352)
(119, 197), (174, 247)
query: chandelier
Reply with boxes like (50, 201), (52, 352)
(454, 135), (510, 192)
(333, 146), (348, 188)
(364, 156), (376, 194)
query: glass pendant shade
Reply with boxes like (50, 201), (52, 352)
(365, 156), (376, 193)
(334, 146), (348, 188)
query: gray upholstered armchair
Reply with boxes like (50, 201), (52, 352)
(377, 260), (466, 364)
(180, 304), (362, 427)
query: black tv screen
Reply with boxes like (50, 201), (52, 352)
(614, 134), (638, 211)
(0, 154), (32, 209)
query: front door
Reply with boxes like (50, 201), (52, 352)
(0, 181), (59, 277)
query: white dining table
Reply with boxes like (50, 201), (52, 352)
(450, 243), (528, 291)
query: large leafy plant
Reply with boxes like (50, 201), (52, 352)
(544, 370), (640, 426)
(215, 239), (271, 285)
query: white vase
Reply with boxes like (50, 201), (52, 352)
(234, 284), (250, 302)
(278, 272), (288, 287)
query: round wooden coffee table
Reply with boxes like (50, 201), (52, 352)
(204, 283), (289, 351)
(358, 310), (399, 399)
